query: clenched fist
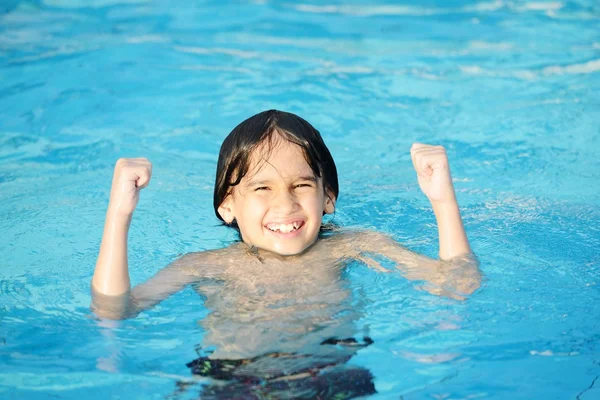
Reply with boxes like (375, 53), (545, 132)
(108, 158), (152, 217)
(410, 143), (456, 205)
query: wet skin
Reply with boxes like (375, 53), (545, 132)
(92, 230), (480, 359)
(92, 137), (480, 360)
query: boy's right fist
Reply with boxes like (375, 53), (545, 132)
(108, 158), (152, 217)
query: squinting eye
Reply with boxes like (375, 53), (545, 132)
(295, 184), (312, 189)
(255, 186), (270, 191)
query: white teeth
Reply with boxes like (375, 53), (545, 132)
(267, 222), (302, 233)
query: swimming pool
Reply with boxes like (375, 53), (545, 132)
(1, 0), (599, 398)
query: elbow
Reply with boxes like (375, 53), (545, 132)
(90, 305), (131, 320)
(457, 274), (481, 297)
(90, 287), (138, 320)
(447, 254), (482, 298)
(456, 264), (483, 298)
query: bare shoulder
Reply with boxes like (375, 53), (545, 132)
(168, 244), (247, 280)
(321, 228), (397, 246)
(317, 228), (400, 257)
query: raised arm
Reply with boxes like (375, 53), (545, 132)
(93, 158), (153, 296)
(340, 144), (480, 299)
(410, 143), (470, 260)
(91, 158), (199, 319)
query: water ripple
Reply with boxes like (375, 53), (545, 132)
(291, 1), (566, 17)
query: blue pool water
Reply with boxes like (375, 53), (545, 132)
(1, 0), (599, 398)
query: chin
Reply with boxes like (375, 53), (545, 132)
(269, 244), (307, 256)
(272, 236), (321, 256)
(241, 230), (319, 256)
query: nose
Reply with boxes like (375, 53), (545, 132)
(272, 189), (298, 213)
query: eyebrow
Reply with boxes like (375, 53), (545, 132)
(296, 176), (317, 183)
(247, 176), (317, 186)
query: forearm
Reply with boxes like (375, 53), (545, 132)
(432, 200), (471, 260)
(92, 208), (132, 296)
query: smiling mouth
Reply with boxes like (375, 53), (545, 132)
(265, 220), (305, 234)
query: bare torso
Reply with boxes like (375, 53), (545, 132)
(182, 234), (365, 359)
(93, 230), (479, 363)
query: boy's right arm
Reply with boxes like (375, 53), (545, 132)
(92, 158), (152, 296)
(91, 158), (200, 319)
(91, 253), (203, 320)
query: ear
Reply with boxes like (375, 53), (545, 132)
(217, 195), (236, 223)
(323, 191), (336, 215)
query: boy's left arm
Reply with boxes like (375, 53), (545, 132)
(349, 230), (480, 300)
(347, 143), (480, 299)
(410, 143), (471, 260)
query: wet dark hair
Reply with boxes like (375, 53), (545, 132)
(213, 110), (339, 224)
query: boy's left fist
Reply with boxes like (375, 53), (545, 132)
(410, 143), (457, 205)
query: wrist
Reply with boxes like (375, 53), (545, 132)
(106, 204), (134, 226)
(430, 198), (459, 215)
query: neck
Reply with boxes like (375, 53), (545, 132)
(238, 242), (314, 262)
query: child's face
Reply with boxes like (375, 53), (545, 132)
(218, 137), (335, 256)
